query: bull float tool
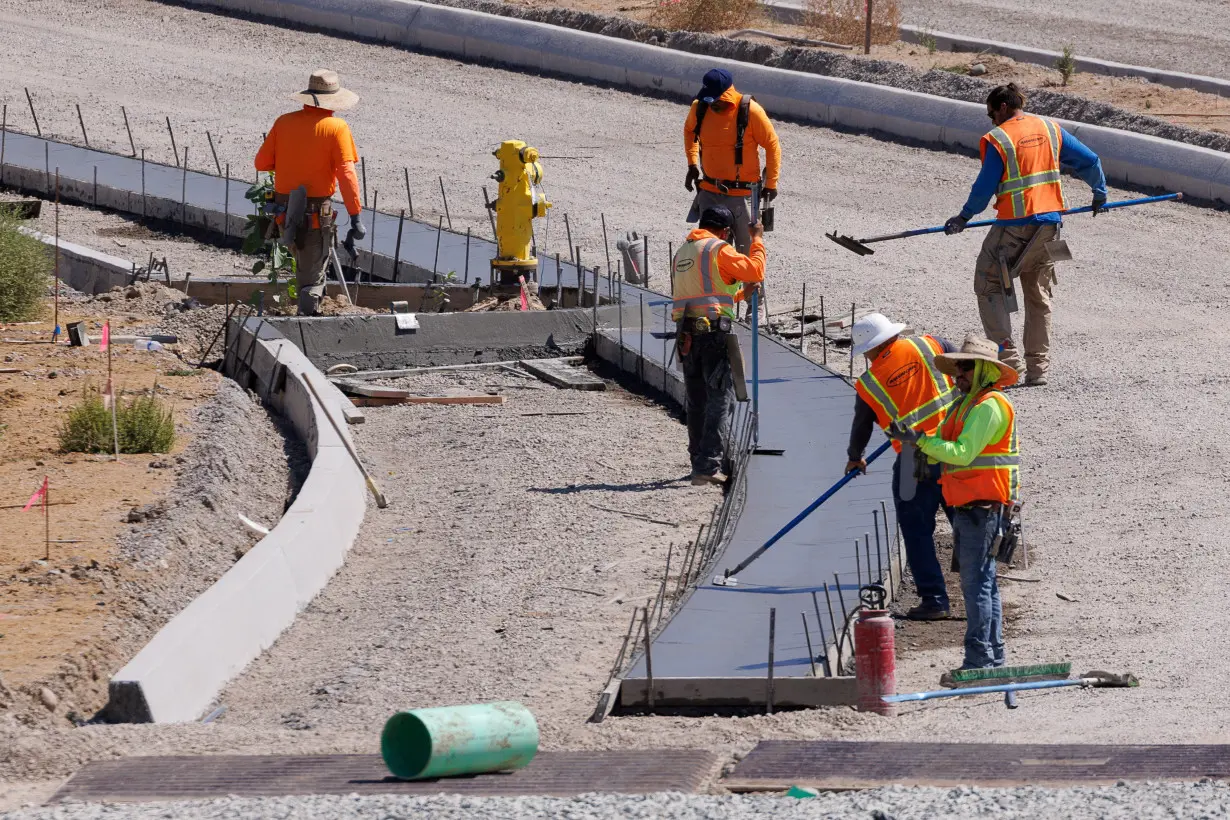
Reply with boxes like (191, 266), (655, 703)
(713, 438), (892, 587)
(826, 193), (1182, 257)
(884, 671), (1137, 704)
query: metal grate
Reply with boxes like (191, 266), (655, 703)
(725, 740), (1230, 790)
(51, 750), (718, 804)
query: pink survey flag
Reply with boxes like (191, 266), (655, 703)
(518, 275), (529, 312)
(99, 321), (110, 352)
(22, 477), (48, 512)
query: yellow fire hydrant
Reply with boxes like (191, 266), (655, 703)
(488, 140), (552, 286)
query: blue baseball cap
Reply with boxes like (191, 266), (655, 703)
(699, 205), (734, 231)
(696, 68), (733, 104)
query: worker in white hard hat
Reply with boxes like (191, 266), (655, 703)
(847, 313), (959, 620)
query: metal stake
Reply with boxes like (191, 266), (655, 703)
(140, 149), (147, 218)
(874, 509), (885, 588)
(820, 294), (827, 365)
(368, 191), (379, 285)
(554, 253), (562, 307)
(76, 104), (89, 147)
(833, 571), (851, 665)
(812, 591), (832, 677)
(849, 302), (855, 381)
(223, 163), (230, 239)
(766, 607), (776, 714)
(855, 538), (861, 587)
(823, 582), (841, 674)
(93, 166), (98, 207)
(438, 175), (452, 230)
(206, 131), (222, 175)
(432, 215), (443, 278)
(864, 533), (873, 586)
(393, 208), (405, 281)
(800, 282), (808, 355)
(641, 606), (655, 712)
(44, 142), (49, 194)
(482, 186), (497, 240)
(404, 167), (414, 219)
(166, 117), (179, 167)
(600, 213), (613, 285)
(121, 106), (136, 156)
(643, 234), (650, 287)
(360, 157), (367, 208)
(655, 542), (674, 625)
(638, 293), (644, 385)
(463, 227), (471, 284)
(576, 247), (583, 307)
(24, 88), (40, 136)
(864, 0), (873, 54)
(592, 266), (599, 335)
(802, 613), (817, 676)
(564, 213), (575, 267)
(180, 147), (188, 232)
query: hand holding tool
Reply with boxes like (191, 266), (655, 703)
(1091, 193), (1107, 216)
(826, 193), (1182, 256)
(944, 215), (968, 235)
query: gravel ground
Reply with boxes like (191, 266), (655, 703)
(12, 781), (1230, 818)
(2, 1), (1230, 812)
(898, 0), (1230, 81)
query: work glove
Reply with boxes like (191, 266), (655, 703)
(684, 164), (700, 192)
(348, 213), (366, 241)
(761, 187), (777, 203)
(845, 459), (867, 475)
(885, 421), (922, 445)
(944, 215), (968, 235)
(1091, 194), (1107, 216)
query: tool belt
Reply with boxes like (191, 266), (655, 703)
(271, 192), (334, 231)
(682, 316), (732, 334)
(702, 176), (753, 195)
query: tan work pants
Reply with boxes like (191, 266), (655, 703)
(974, 223), (1057, 381)
(289, 218), (336, 316)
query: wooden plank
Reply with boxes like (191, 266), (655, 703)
(618, 676), (857, 708)
(520, 357), (606, 391)
(352, 394), (506, 407)
(337, 358), (583, 382)
(341, 403), (366, 425)
(333, 380), (411, 399)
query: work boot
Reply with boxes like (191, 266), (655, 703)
(905, 602), (950, 621)
(691, 472), (727, 487)
(1024, 374), (1048, 387)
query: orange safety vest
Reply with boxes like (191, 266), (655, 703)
(671, 237), (739, 321)
(981, 114), (1066, 220)
(938, 389), (1019, 507)
(855, 336), (958, 454)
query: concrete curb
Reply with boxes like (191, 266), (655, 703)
(761, 1), (1230, 97)
(19, 227), (137, 295)
(108, 320), (366, 723)
(167, 0), (1230, 204)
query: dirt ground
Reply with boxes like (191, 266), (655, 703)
(0, 294), (218, 698)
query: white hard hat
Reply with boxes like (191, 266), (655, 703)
(852, 312), (906, 356)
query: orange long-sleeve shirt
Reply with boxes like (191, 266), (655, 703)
(683, 85), (781, 196)
(686, 227), (765, 301)
(254, 106), (362, 215)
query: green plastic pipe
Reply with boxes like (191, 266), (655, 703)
(381, 701), (539, 780)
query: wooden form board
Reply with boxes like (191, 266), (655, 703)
(618, 676), (858, 709)
(350, 394), (505, 407)
(519, 357), (606, 390)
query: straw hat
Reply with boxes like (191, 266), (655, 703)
(291, 69), (359, 111)
(935, 334), (1019, 387)
(852, 312), (906, 356)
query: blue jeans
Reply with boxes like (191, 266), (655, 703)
(953, 506), (1005, 669)
(893, 455), (950, 610)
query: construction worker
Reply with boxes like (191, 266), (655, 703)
(888, 335), (1019, 670)
(683, 69), (781, 255)
(944, 83), (1106, 386)
(255, 69), (365, 316)
(672, 205), (766, 485)
(847, 313), (958, 620)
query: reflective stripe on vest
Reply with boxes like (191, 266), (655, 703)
(856, 337), (958, 432)
(939, 390), (1019, 506)
(984, 115), (1065, 220)
(671, 238), (738, 321)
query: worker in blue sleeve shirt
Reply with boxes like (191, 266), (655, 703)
(945, 83), (1107, 387)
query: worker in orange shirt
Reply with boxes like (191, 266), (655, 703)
(671, 205), (766, 485)
(683, 69), (781, 255)
(255, 70), (365, 316)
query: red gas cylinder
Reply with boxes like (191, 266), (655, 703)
(854, 608), (897, 716)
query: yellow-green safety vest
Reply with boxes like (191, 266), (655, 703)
(671, 237), (739, 321)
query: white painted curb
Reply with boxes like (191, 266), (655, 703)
(170, 0), (1230, 203)
(108, 320), (366, 723)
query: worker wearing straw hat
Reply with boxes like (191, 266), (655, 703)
(255, 69), (365, 315)
(888, 335), (1019, 670)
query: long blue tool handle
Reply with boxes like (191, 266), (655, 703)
(751, 289), (759, 441)
(884, 677), (1091, 703)
(722, 438), (894, 579)
(858, 193), (1182, 245)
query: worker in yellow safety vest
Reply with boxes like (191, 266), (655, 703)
(888, 335), (1020, 670)
(847, 313), (959, 620)
(671, 205), (766, 486)
(944, 83), (1106, 387)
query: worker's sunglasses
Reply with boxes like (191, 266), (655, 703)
(956, 361), (976, 372)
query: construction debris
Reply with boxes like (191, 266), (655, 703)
(520, 358), (606, 391)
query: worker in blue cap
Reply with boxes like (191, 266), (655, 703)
(683, 68), (781, 255)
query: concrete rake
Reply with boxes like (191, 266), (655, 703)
(826, 193), (1182, 256)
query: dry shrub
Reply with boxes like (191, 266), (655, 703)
(59, 386), (176, 454)
(0, 207), (50, 322)
(649, 0), (758, 32)
(803, 0), (901, 46)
